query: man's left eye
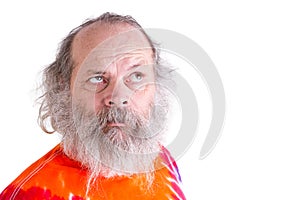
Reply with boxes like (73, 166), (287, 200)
(129, 72), (144, 83)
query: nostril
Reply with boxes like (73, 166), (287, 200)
(106, 99), (128, 106)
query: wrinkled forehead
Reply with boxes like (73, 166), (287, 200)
(72, 22), (154, 68)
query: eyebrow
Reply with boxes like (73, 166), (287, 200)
(127, 64), (143, 71)
(86, 64), (151, 74)
(121, 55), (151, 70)
(86, 70), (106, 75)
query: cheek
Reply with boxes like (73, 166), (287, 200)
(72, 91), (97, 114)
(133, 85), (155, 109)
(94, 94), (104, 113)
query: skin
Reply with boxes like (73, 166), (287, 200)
(70, 22), (156, 122)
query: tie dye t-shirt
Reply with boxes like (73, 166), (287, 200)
(0, 144), (186, 200)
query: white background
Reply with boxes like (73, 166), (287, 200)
(0, 0), (300, 199)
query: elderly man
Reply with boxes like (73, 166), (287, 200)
(0, 12), (185, 199)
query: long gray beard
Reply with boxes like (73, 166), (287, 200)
(52, 90), (169, 181)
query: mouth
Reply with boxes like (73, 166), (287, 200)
(107, 122), (125, 127)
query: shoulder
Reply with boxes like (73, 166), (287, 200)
(0, 144), (76, 199)
(159, 145), (182, 182)
(154, 146), (186, 199)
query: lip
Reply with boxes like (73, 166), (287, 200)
(107, 123), (125, 127)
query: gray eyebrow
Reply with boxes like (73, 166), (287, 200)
(86, 70), (107, 75)
(127, 64), (143, 71)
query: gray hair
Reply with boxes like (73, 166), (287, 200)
(38, 12), (171, 134)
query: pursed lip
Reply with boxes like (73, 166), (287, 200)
(107, 123), (125, 127)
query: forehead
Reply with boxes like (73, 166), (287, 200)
(71, 22), (153, 68)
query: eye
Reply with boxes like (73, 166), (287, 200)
(87, 75), (109, 92)
(89, 75), (106, 84)
(129, 72), (144, 83)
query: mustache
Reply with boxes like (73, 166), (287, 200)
(96, 107), (148, 128)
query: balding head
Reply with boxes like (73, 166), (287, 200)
(71, 21), (154, 69)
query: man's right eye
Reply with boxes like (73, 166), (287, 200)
(87, 75), (109, 92)
(89, 75), (105, 84)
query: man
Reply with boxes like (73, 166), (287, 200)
(0, 12), (185, 199)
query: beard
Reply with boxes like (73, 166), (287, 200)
(51, 89), (169, 185)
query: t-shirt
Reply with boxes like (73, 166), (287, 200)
(0, 144), (186, 199)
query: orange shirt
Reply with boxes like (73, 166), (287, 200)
(0, 144), (186, 199)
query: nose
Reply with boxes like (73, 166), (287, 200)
(103, 81), (131, 107)
(105, 97), (128, 107)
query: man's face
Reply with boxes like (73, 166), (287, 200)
(56, 23), (168, 176)
(70, 23), (156, 122)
